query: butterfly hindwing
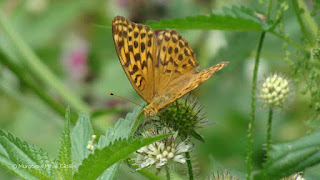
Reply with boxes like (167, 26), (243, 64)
(112, 16), (156, 103)
(157, 61), (229, 109)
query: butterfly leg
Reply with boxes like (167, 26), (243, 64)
(148, 118), (151, 131)
(142, 117), (147, 127)
(161, 117), (172, 133)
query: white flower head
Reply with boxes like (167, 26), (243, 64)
(259, 73), (291, 109)
(132, 128), (193, 172)
(87, 135), (97, 151)
(281, 172), (305, 180)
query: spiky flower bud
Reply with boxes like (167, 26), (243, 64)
(259, 74), (291, 109)
(158, 95), (208, 142)
(211, 171), (239, 180)
(131, 128), (193, 172)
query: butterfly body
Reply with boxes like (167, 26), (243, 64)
(112, 16), (228, 117)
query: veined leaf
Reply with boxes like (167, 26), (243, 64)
(71, 112), (94, 170)
(97, 106), (143, 180)
(146, 6), (271, 31)
(58, 107), (73, 180)
(254, 131), (320, 179)
(73, 134), (171, 180)
(0, 130), (57, 180)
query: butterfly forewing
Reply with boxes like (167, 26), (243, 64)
(112, 16), (156, 103)
(155, 30), (200, 95)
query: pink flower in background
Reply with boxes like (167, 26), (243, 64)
(62, 35), (89, 81)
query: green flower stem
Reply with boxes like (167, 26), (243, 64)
(291, 0), (317, 43)
(246, 31), (266, 180)
(270, 31), (310, 52)
(185, 151), (194, 180)
(0, 52), (77, 123)
(296, 0), (318, 39)
(266, 108), (273, 159)
(165, 165), (171, 180)
(266, 0), (272, 19)
(0, 13), (90, 114)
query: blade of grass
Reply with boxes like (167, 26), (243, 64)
(0, 12), (90, 114)
(0, 51), (79, 122)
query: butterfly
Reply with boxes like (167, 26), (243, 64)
(112, 16), (228, 118)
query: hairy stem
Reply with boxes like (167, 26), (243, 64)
(185, 152), (194, 180)
(291, 0), (312, 43)
(266, 108), (273, 159)
(246, 31), (266, 180)
(266, 0), (272, 19)
(270, 31), (310, 52)
(296, 0), (318, 39)
(165, 165), (171, 180)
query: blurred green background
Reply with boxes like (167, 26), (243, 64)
(0, 0), (314, 179)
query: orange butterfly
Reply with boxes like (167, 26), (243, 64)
(112, 16), (228, 118)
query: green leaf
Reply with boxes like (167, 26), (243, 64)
(97, 106), (144, 148)
(71, 112), (94, 170)
(254, 131), (320, 179)
(97, 106), (143, 180)
(73, 134), (171, 180)
(0, 130), (57, 180)
(58, 107), (73, 180)
(146, 6), (270, 31)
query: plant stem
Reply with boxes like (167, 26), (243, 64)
(266, 0), (272, 19)
(296, 0), (318, 39)
(165, 165), (171, 180)
(246, 31), (266, 180)
(270, 31), (310, 52)
(291, 0), (312, 43)
(266, 108), (273, 159)
(185, 151), (193, 180)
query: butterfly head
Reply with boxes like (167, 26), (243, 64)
(144, 105), (158, 118)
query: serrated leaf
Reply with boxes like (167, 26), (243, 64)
(254, 131), (320, 179)
(97, 106), (144, 148)
(146, 6), (271, 31)
(71, 112), (94, 171)
(58, 107), (73, 179)
(0, 130), (57, 180)
(73, 134), (171, 180)
(97, 106), (143, 180)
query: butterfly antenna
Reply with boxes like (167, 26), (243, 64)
(109, 92), (143, 107)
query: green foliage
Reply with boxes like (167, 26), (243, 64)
(254, 131), (320, 179)
(70, 112), (94, 170)
(146, 6), (271, 31)
(97, 106), (143, 179)
(58, 107), (73, 180)
(0, 12), (90, 114)
(73, 134), (171, 180)
(0, 130), (57, 180)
